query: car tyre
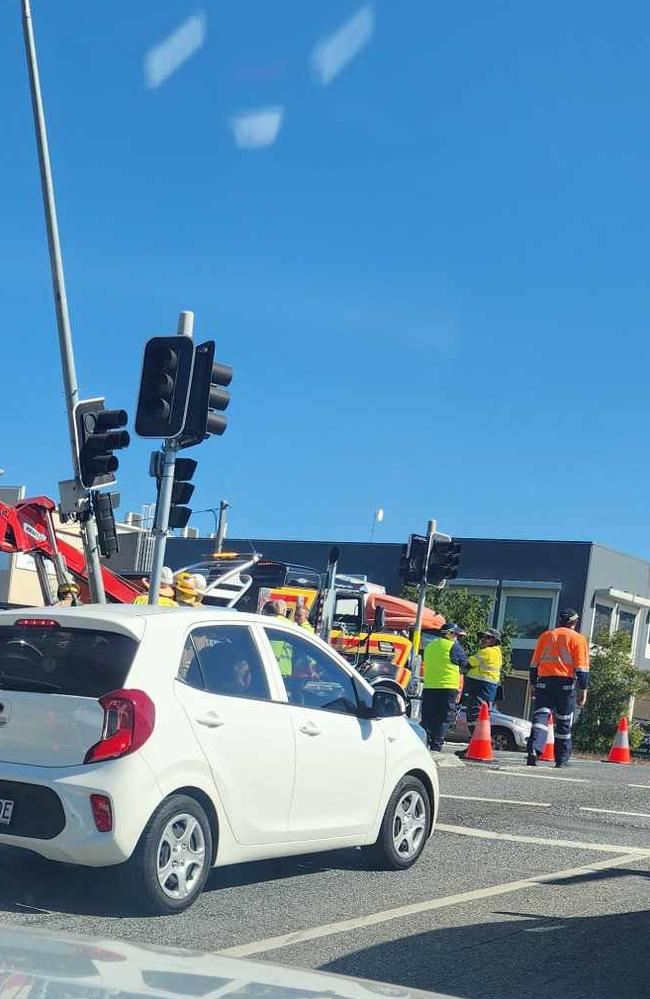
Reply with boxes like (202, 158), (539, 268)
(123, 794), (213, 915)
(492, 727), (516, 752)
(368, 775), (431, 870)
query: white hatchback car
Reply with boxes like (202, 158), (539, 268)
(0, 605), (437, 913)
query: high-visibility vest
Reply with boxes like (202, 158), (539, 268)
(298, 620), (315, 633)
(423, 638), (460, 690)
(270, 620), (294, 676)
(133, 594), (178, 607)
(467, 645), (502, 684)
(532, 627), (589, 681)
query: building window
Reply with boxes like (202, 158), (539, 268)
(616, 609), (637, 641)
(592, 603), (613, 642)
(503, 595), (553, 642)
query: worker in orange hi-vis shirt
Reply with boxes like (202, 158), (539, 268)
(526, 609), (589, 769)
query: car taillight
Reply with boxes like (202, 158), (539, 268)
(84, 689), (155, 765)
(14, 618), (60, 628)
(90, 794), (113, 832)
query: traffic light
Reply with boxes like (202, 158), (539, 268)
(169, 459), (197, 529)
(427, 539), (461, 585)
(74, 399), (130, 489)
(151, 454), (198, 530)
(135, 336), (195, 439)
(178, 341), (233, 450)
(94, 492), (119, 557)
(399, 534), (429, 584)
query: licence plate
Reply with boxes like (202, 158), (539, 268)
(0, 800), (14, 826)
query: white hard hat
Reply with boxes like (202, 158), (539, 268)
(192, 573), (208, 594)
(160, 567), (174, 585)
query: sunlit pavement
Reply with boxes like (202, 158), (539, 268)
(1, 751), (648, 999)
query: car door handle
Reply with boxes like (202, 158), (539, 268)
(299, 721), (322, 737)
(196, 712), (225, 729)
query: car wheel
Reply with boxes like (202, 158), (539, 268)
(492, 727), (516, 752)
(124, 794), (213, 915)
(369, 775), (431, 870)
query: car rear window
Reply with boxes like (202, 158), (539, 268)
(0, 625), (139, 696)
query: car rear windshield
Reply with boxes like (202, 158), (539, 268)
(0, 625), (139, 696)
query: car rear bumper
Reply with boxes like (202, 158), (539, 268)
(0, 753), (161, 866)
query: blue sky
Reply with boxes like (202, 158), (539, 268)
(1, 1), (650, 552)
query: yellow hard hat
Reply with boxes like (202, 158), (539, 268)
(174, 571), (198, 601)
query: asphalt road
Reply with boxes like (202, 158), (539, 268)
(1, 749), (649, 999)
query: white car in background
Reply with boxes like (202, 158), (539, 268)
(0, 606), (437, 914)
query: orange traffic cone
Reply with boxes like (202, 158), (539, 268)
(607, 716), (632, 764)
(539, 714), (555, 761)
(465, 702), (494, 762)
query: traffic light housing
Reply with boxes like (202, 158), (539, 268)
(74, 399), (130, 489)
(427, 539), (461, 585)
(94, 491), (119, 557)
(178, 340), (233, 450)
(135, 336), (195, 439)
(399, 534), (429, 584)
(151, 454), (198, 531)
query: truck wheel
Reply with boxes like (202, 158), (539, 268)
(368, 775), (431, 870)
(492, 727), (516, 752)
(123, 794), (213, 915)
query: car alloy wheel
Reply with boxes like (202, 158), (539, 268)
(156, 812), (207, 901)
(392, 789), (427, 860)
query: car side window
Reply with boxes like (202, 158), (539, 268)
(178, 625), (270, 701)
(265, 628), (359, 715)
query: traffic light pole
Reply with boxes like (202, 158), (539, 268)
(147, 441), (178, 605)
(21, 0), (105, 603)
(410, 519), (436, 667)
(147, 311), (194, 605)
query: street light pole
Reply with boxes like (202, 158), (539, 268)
(215, 500), (229, 553)
(20, 0), (105, 602)
(410, 519), (436, 667)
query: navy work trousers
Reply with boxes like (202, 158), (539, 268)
(421, 688), (458, 751)
(464, 677), (498, 732)
(527, 678), (577, 765)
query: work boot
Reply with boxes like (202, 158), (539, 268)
(526, 751), (537, 767)
(555, 761), (568, 769)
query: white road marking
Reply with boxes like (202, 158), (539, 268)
(436, 823), (650, 855)
(489, 767), (588, 784)
(219, 850), (650, 958)
(441, 794), (551, 808)
(581, 807), (650, 819)
(628, 784), (650, 789)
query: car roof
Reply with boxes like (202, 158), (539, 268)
(0, 604), (312, 636)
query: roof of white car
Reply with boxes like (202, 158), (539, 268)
(0, 604), (305, 631)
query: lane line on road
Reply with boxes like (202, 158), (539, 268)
(628, 784), (650, 789)
(441, 794), (551, 808)
(489, 767), (588, 784)
(580, 807), (650, 819)
(436, 822), (650, 854)
(218, 850), (650, 958)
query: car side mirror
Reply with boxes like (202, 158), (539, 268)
(372, 688), (405, 718)
(374, 606), (386, 631)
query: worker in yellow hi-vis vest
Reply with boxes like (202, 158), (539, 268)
(464, 628), (502, 737)
(421, 623), (468, 752)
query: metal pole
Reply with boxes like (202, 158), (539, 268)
(21, 0), (105, 602)
(43, 508), (70, 587)
(410, 519), (436, 666)
(147, 311), (194, 605)
(215, 500), (229, 553)
(148, 442), (177, 605)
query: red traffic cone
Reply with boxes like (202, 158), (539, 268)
(465, 702), (494, 762)
(607, 716), (632, 764)
(539, 713), (555, 761)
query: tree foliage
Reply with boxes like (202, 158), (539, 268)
(402, 585), (517, 675)
(573, 630), (650, 754)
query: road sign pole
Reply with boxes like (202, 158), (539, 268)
(410, 519), (436, 667)
(21, 0), (105, 602)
